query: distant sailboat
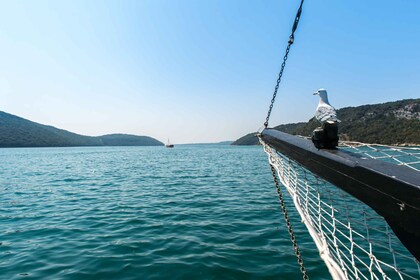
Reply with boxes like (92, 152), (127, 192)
(165, 139), (174, 148)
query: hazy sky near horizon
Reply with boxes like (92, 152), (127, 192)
(1, 0), (419, 144)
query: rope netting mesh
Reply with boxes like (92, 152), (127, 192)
(338, 142), (420, 172)
(260, 138), (420, 280)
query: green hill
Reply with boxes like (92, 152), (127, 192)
(0, 111), (163, 147)
(232, 98), (420, 145)
(231, 133), (261, 145)
(98, 134), (163, 146)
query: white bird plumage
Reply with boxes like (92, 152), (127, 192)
(313, 89), (340, 124)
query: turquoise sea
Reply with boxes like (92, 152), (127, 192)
(1, 145), (331, 279)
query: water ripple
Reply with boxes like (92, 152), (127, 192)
(0, 146), (327, 279)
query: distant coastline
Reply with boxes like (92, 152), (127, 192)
(0, 111), (164, 148)
(232, 98), (420, 146)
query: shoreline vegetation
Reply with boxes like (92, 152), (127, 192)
(1, 98), (418, 148)
(232, 98), (420, 146)
(0, 111), (163, 147)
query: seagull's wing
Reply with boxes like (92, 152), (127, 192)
(315, 104), (340, 123)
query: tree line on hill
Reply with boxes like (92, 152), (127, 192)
(232, 98), (420, 145)
(0, 111), (163, 147)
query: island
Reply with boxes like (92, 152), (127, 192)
(232, 98), (420, 146)
(0, 111), (163, 147)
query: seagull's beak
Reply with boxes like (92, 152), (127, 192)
(313, 92), (319, 95)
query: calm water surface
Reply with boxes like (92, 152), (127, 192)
(0, 145), (328, 279)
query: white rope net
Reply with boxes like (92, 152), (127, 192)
(260, 139), (420, 280)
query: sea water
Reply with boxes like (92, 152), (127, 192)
(1, 145), (329, 279)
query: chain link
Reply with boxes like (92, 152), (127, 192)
(264, 0), (304, 128)
(264, 44), (292, 127)
(263, 2), (307, 277)
(270, 163), (309, 280)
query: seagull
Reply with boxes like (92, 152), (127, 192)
(313, 89), (340, 124)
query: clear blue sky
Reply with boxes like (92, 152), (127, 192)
(1, 0), (419, 143)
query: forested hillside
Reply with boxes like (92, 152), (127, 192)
(0, 111), (163, 147)
(232, 99), (420, 145)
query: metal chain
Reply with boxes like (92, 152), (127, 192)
(264, 0), (304, 128)
(270, 163), (309, 280)
(263, 2), (307, 277)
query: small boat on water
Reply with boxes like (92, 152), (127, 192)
(165, 139), (174, 148)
